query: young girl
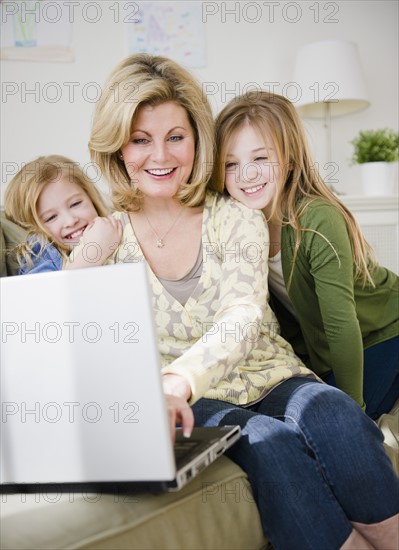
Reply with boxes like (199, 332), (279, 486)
(4, 155), (122, 274)
(214, 91), (399, 420)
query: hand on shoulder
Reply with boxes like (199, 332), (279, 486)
(65, 216), (122, 270)
(82, 215), (122, 257)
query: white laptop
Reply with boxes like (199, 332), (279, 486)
(0, 262), (240, 492)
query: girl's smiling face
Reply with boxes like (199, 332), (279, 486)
(37, 177), (98, 248)
(224, 123), (282, 218)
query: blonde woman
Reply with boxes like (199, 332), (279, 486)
(69, 55), (398, 549)
(4, 155), (122, 274)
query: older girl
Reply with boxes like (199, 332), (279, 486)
(214, 91), (398, 422)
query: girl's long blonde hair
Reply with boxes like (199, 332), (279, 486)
(213, 91), (376, 287)
(4, 155), (109, 267)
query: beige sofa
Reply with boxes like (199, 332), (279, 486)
(1, 213), (398, 550)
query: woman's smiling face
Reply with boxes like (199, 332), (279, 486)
(121, 101), (196, 200)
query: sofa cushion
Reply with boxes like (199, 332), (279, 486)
(0, 213), (27, 277)
(0, 456), (268, 550)
(376, 397), (399, 476)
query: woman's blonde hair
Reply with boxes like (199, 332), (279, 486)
(214, 91), (376, 287)
(89, 53), (216, 212)
(4, 154), (109, 266)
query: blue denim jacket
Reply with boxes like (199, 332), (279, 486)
(19, 241), (62, 275)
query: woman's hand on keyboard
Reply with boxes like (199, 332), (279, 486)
(164, 394), (194, 444)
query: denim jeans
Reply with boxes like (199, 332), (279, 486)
(192, 378), (399, 550)
(324, 336), (399, 419)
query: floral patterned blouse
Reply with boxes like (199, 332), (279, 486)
(106, 193), (317, 406)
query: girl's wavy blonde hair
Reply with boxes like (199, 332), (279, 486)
(89, 53), (217, 212)
(4, 155), (109, 267)
(213, 91), (376, 287)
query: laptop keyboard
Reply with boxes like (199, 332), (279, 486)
(174, 438), (219, 468)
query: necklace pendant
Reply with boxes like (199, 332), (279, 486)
(156, 238), (164, 248)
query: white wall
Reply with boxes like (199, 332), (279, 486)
(1, 0), (398, 204)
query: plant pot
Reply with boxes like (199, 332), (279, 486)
(361, 162), (397, 196)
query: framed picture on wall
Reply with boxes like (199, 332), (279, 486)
(0, 0), (74, 63)
(124, 1), (205, 68)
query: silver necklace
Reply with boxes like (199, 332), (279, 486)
(143, 207), (184, 248)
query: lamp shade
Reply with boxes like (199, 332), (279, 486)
(293, 39), (370, 118)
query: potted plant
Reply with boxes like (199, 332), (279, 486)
(350, 128), (399, 196)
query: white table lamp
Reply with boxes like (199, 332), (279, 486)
(293, 39), (370, 163)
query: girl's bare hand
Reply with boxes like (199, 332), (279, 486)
(82, 216), (122, 263)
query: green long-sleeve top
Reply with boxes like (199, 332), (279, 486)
(272, 199), (399, 408)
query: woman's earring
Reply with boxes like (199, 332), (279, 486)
(119, 153), (123, 159)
